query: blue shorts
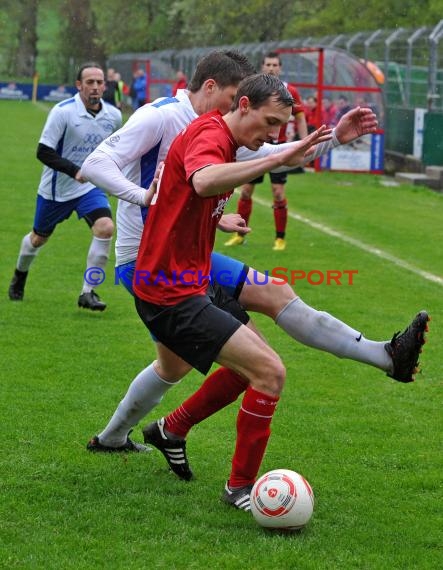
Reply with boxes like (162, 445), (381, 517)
(209, 252), (248, 298)
(33, 188), (111, 237)
(115, 252), (249, 299)
(115, 261), (136, 295)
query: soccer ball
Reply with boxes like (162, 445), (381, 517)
(250, 469), (314, 530)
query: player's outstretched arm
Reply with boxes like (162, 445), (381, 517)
(276, 125), (333, 167)
(193, 125), (332, 197)
(303, 107), (378, 164)
(81, 150), (148, 206)
(334, 106), (378, 144)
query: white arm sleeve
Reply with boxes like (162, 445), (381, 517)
(235, 141), (295, 163)
(81, 150), (147, 206)
(235, 129), (341, 173)
(81, 104), (167, 206)
(302, 129), (340, 165)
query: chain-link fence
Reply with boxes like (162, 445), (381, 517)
(110, 20), (443, 112)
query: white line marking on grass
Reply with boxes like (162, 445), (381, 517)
(33, 101), (52, 113)
(251, 194), (443, 287)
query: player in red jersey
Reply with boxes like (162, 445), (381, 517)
(134, 73), (331, 510)
(225, 51), (308, 251)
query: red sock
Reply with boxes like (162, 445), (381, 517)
(238, 197), (253, 228)
(228, 386), (279, 488)
(273, 198), (287, 237)
(164, 367), (248, 438)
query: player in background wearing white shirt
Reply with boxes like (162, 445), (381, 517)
(81, 51), (428, 461)
(8, 62), (122, 311)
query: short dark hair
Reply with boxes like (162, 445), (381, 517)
(187, 50), (256, 92)
(232, 73), (293, 111)
(76, 62), (104, 82)
(263, 51), (281, 65)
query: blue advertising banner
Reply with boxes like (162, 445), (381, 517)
(0, 82), (76, 102)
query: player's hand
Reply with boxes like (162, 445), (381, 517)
(144, 162), (163, 206)
(335, 107), (378, 144)
(280, 125), (332, 167)
(217, 213), (251, 234)
(75, 170), (87, 184)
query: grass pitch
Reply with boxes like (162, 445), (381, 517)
(1, 100), (442, 569)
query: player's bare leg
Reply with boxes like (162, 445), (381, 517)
(238, 269), (429, 382)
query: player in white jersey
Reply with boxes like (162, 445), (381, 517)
(80, 50), (428, 457)
(8, 62), (122, 311)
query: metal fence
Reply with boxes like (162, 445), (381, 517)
(110, 20), (443, 112)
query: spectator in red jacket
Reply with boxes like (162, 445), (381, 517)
(172, 70), (187, 96)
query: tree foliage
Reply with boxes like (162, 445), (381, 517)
(15, 0), (38, 77)
(57, 0), (105, 83)
(286, 0), (443, 37)
(0, 0), (37, 78)
(0, 0), (442, 82)
(167, 0), (296, 45)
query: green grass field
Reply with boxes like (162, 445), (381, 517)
(1, 100), (442, 569)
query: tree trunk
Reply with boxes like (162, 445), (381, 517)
(15, 0), (38, 78)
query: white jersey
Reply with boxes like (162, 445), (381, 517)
(38, 92), (121, 201)
(94, 90), (196, 265)
(84, 89), (338, 266)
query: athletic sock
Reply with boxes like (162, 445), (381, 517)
(273, 198), (287, 237)
(228, 387), (279, 488)
(238, 197), (253, 228)
(164, 367), (248, 439)
(82, 236), (112, 294)
(98, 363), (176, 447)
(275, 297), (392, 371)
(16, 233), (40, 272)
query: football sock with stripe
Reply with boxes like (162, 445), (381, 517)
(276, 297), (392, 371)
(229, 386), (279, 488)
(164, 367), (248, 439)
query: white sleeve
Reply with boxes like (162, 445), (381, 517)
(39, 105), (67, 149)
(81, 105), (166, 205)
(235, 141), (305, 173)
(302, 129), (340, 165)
(235, 142), (295, 163)
(235, 130), (341, 172)
(81, 150), (147, 205)
(94, 104), (165, 170)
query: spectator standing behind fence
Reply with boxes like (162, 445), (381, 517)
(304, 95), (317, 133)
(224, 51), (308, 251)
(172, 70), (187, 96)
(130, 69), (147, 110)
(321, 96), (337, 126)
(334, 95), (352, 124)
(102, 68), (121, 109)
(113, 72), (126, 109)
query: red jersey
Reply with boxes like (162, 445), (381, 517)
(304, 104), (317, 128)
(321, 104), (337, 127)
(172, 77), (187, 96)
(134, 110), (237, 305)
(278, 82), (305, 142)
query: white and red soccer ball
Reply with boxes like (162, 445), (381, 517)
(250, 469), (314, 530)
